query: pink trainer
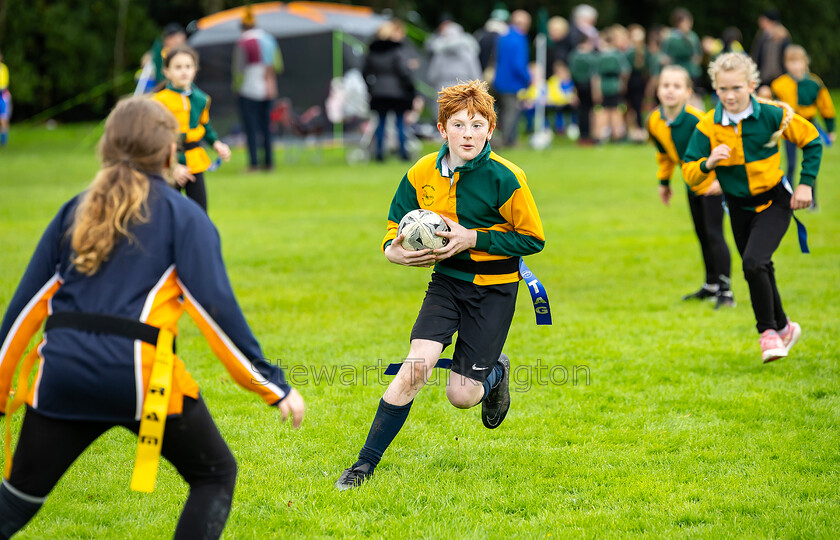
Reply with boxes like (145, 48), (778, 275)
(760, 329), (787, 363)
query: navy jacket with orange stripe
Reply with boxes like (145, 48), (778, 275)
(0, 175), (291, 422)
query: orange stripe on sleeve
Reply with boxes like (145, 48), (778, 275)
(178, 281), (286, 405)
(0, 274), (62, 414)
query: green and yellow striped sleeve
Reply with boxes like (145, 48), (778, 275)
(681, 121), (713, 188)
(784, 113), (823, 187)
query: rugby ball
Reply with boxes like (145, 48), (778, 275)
(397, 209), (449, 251)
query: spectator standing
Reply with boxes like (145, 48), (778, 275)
(563, 4), (599, 53)
(661, 8), (703, 108)
(232, 8), (283, 172)
(645, 25), (667, 104)
(427, 22), (482, 116)
(593, 27), (630, 142)
(546, 16), (572, 72)
(568, 37), (598, 145)
(493, 9), (532, 147)
(750, 10), (790, 91)
(363, 20), (416, 161)
(662, 9), (702, 79)
(625, 24), (650, 142)
(475, 8), (509, 80)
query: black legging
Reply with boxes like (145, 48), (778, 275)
(728, 194), (792, 333)
(4, 396), (236, 539)
(574, 82), (593, 140)
(687, 191), (731, 287)
(182, 171), (207, 212)
(626, 72), (646, 130)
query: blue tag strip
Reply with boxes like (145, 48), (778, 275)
(206, 158), (223, 172)
(782, 176), (811, 254)
(815, 124), (833, 147)
(519, 259), (552, 325)
(384, 358), (452, 376)
(793, 215), (810, 254)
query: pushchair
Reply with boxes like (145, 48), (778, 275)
(271, 98), (329, 163)
(326, 69), (422, 165)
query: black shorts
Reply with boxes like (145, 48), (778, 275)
(410, 272), (518, 382)
(601, 93), (622, 108)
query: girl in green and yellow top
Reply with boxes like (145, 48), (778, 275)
(771, 44), (835, 206)
(153, 45), (230, 212)
(683, 53), (822, 364)
(648, 65), (733, 308)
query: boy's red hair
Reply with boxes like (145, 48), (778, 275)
(437, 80), (497, 128)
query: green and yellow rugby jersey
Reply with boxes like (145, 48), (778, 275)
(383, 142), (545, 286)
(682, 96), (822, 212)
(771, 72), (835, 132)
(647, 104), (716, 194)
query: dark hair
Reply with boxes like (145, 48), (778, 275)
(722, 27), (742, 47)
(163, 44), (199, 70)
(761, 9), (781, 22)
(163, 23), (185, 38)
(670, 8), (693, 27)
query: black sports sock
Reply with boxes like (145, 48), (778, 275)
(718, 274), (732, 292)
(356, 398), (413, 469)
(0, 481), (44, 539)
(480, 362), (504, 402)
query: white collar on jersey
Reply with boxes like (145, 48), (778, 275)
(721, 102), (754, 126)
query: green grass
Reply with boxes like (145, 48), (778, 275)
(1, 122), (839, 539)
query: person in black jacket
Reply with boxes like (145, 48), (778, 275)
(363, 20), (415, 161)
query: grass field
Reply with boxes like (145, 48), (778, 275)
(0, 122), (838, 539)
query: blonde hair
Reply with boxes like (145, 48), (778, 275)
(707, 54), (791, 148)
(659, 64), (693, 89)
(707, 52), (760, 89)
(71, 98), (179, 275)
(547, 16), (569, 38)
(437, 80), (496, 128)
(376, 20), (396, 41)
(784, 44), (810, 64)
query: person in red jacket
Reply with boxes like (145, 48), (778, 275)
(0, 98), (304, 539)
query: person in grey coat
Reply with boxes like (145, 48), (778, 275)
(427, 22), (482, 118)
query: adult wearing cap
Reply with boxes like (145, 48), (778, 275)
(232, 8), (283, 172)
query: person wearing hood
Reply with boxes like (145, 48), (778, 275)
(427, 21), (482, 118)
(363, 20), (416, 161)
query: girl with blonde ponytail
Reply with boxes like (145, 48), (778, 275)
(0, 97), (303, 538)
(71, 97), (176, 275)
(681, 52), (824, 364)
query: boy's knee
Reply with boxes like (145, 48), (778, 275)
(446, 385), (480, 409)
